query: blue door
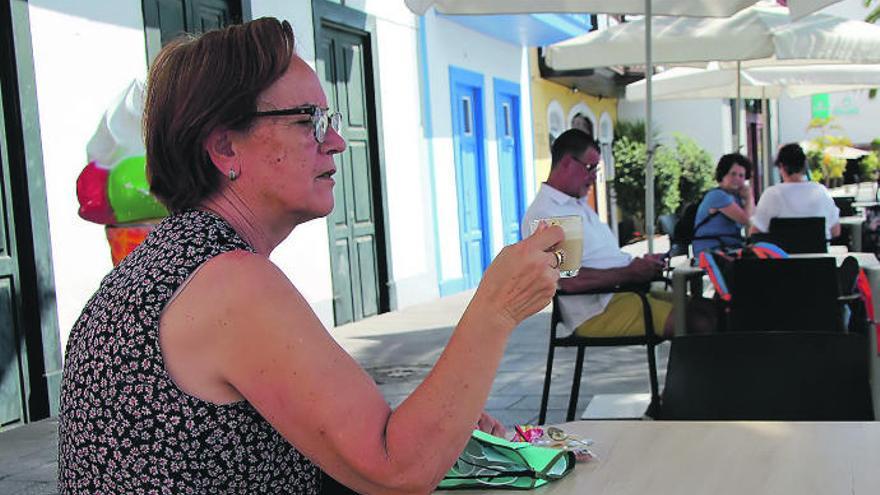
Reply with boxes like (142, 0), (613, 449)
(449, 67), (490, 289)
(493, 79), (524, 246)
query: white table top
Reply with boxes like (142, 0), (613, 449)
(841, 215), (866, 224)
(788, 251), (880, 268)
(446, 421), (880, 495)
(675, 251), (878, 269)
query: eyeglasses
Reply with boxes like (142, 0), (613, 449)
(249, 105), (343, 143)
(573, 156), (600, 173)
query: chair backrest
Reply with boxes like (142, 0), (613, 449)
(728, 257), (841, 333)
(550, 292), (563, 338)
(768, 216), (826, 254)
(659, 332), (874, 421)
(833, 196), (856, 217)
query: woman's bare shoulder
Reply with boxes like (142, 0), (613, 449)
(159, 249), (324, 403)
(191, 249), (305, 306)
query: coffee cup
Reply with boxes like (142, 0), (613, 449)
(530, 215), (583, 278)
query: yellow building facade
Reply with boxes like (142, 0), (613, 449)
(528, 50), (617, 223)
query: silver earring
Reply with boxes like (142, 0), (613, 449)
(228, 168), (238, 181)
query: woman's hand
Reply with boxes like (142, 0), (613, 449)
(470, 224), (563, 329)
(739, 183), (753, 200)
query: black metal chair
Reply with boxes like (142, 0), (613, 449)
(727, 257), (861, 333)
(766, 216), (827, 254)
(656, 332), (874, 421)
(833, 196), (857, 217)
(538, 284), (665, 424)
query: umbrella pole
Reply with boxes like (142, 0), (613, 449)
(734, 60), (741, 153)
(762, 96), (771, 192)
(645, 0), (654, 253)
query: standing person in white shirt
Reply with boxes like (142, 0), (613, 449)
(750, 143), (841, 239)
(522, 129), (684, 337)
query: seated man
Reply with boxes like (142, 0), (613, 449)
(750, 143), (841, 239)
(522, 129), (681, 337)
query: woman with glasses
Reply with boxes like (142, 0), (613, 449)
(58, 17), (563, 494)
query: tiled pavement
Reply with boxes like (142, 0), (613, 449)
(334, 289), (669, 428)
(0, 238), (669, 494)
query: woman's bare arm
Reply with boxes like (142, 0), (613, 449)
(160, 228), (561, 494)
(718, 200), (751, 226)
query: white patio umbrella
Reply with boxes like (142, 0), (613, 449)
(786, 0), (843, 20)
(404, 0), (840, 17)
(405, 0), (754, 16)
(406, 0), (843, 251)
(625, 63), (880, 189)
(545, 1), (880, 141)
(544, 1), (878, 237)
(625, 64), (880, 101)
(802, 140), (871, 160)
(544, 2), (880, 71)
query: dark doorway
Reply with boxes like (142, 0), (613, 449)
(313, 1), (390, 326)
(142, 0), (244, 61)
(0, 0), (62, 426)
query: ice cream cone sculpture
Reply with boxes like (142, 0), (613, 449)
(76, 79), (168, 266)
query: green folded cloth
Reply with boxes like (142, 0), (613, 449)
(438, 430), (575, 490)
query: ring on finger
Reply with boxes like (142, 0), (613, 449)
(551, 250), (565, 269)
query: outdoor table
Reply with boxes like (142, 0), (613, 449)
(444, 421), (880, 495)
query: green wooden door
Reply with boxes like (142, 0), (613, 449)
(191, 0), (237, 31)
(0, 73), (26, 429)
(317, 25), (385, 326)
(142, 0), (241, 61)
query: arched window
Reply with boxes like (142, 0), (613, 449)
(547, 100), (565, 147)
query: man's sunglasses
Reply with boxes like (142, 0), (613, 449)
(573, 156), (600, 173)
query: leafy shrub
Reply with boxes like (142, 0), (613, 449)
(614, 119), (649, 143)
(807, 148), (845, 180)
(612, 134), (681, 231)
(611, 121), (715, 236)
(861, 152), (880, 179)
(807, 154), (825, 182)
(672, 133), (715, 208)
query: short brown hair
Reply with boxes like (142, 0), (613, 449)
(551, 129), (598, 169)
(143, 17), (295, 212)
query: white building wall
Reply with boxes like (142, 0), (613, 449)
(249, 1), (336, 327)
(29, 0), (149, 351)
(778, 89), (880, 147)
(618, 98), (731, 162)
(254, 1), (440, 315)
(778, 0), (880, 148)
(519, 47), (537, 206)
(31, 0), (448, 349)
(423, 11), (525, 286)
(360, 2), (439, 306)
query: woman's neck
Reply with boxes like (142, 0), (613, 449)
(200, 186), (289, 256)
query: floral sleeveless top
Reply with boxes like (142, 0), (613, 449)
(58, 209), (321, 494)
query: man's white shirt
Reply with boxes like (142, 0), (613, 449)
(521, 183), (631, 329)
(751, 181), (840, 239)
